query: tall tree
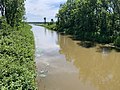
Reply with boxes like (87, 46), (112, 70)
(0, 0), (25, 27)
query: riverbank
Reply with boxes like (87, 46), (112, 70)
(39, 24), (120, 50)
(0, 23), (37, 89)
(38, 24), (57, 31)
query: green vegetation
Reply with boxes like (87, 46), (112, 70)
(0, 22), (36, 89)
(0, 0), (37, 89)
(114, 36), (120, 47)
(39, 23), (57, 30)
(56, 0), (120, 47)
(0, 0), (25, 27)
(39, 17), (56, 30)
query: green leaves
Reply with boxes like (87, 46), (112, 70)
(0, 0), (25, 27)
(56, 0), (120, 45)
(114, 36), (120, 47)
(0, 24), (37, 90)
(0, 0), (36, 88)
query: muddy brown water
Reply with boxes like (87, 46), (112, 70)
(31, 25), (120, 90)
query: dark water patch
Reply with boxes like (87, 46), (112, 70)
(96, 45), (120, 53)
(77, 41), (96, 48)
(96, 47), (112, 54)
(114, 47), (120, 52)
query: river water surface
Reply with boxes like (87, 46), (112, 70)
(31, 25), (120, 90)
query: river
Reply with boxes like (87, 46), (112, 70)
(31, 25), (120, 90)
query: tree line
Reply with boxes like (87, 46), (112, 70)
(56, 0), (120, 47)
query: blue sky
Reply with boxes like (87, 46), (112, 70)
(25, 0), (67, 22)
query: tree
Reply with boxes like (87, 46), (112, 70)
(0, 0), (25, 27)
(44, 17), (46, 24)
(56, 0), (120, 45)
(50, 19), (54, 24)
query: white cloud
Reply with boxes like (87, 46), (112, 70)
(25, 0), (66, 22)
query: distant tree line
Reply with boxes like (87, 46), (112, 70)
(0, 0), (25, 27)
(56, 0), (120, 46)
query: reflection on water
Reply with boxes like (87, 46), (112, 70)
(32, 25), (120, 90)
(59, 35), (120, 90)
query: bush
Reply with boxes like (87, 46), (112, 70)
(114, 36), (120, 47)
(0, 23), (37, 89)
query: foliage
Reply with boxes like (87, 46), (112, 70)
(0, 0), (37, 89)
(114, 36), (120, 47)
(56, 0), (120, 46)
(0, 22), (37, 90)
(0, 0), (25, 27)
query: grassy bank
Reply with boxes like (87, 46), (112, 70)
(0, 22), (37, 89)
(39, 24), (56, 31)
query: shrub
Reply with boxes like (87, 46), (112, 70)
(0, 23), (37, 89)
(114, 36), (120, 47)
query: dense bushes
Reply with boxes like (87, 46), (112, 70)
(0, 0), (37, 89)
(0, 22), (37, 89)
(56, 0), (120, 46)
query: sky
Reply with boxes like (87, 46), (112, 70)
(25, 0), (67, 22)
